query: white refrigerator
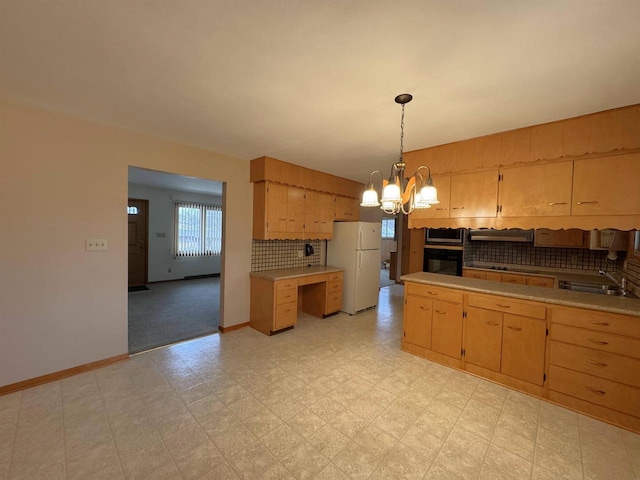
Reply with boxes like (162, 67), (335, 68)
(327, 221), (382, 315)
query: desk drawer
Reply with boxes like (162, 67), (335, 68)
(327, 272), (343, 283)
(405, 283), (463, 304)
(276, 279), (298, 291)
(327, 281), (342, 294)
(548, 365), (640, 417)
(550, 341), (640, 388)
(467, 294), (546, 320)
(275, 301), (297, 330)
(551, 324), (640, 359)
(551, 307), (640, 339)
(276, 287), (297, 305)
(297, 274), (328, 286)
(501, 273), (527, 285)
(326, 292), (342, 314)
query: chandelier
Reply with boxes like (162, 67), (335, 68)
(361, 94), (438, 215)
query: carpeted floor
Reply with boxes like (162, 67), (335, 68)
(128, 277), (220, 354)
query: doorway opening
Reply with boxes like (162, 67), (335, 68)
(127, 166), (224, 354)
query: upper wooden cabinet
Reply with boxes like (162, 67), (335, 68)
(411, 176), (451, 220)
(571, 154), (640, 216)
(534, 229), (588, 248)
(305, 190), (334, 239)
(530, 122), (563, 161)
(254, 182), (305, 240)
(499, 129), (530, 164)
(499, 162), (573, 217)
(334, 196), (360, 221)
(450, 170), (499, 218)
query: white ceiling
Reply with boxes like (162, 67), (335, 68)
(2, 1), (640, 183)
(128, 166), (223, 196)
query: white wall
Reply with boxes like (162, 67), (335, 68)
(128, 183), (222, 282)
(0, 101), (252, 387)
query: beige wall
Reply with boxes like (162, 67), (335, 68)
(0, 101), (253, 387)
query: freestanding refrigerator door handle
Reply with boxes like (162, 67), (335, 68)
(358, 251), (363, 272)
(359, 230), (363, 250)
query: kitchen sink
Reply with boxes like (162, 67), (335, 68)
(558, 280), (638, 298)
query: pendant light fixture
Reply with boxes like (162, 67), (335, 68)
(361, 94), (438, 215)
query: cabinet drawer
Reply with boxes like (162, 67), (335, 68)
(327, 272), (343, 283)
(501, 273), (527, 285)
(326, 292), (342, 314)
(405, 283), (463, 304)
(550, 341), (640, 388)
(276, 279), (298, 291)
(550, 324), (640, 359)
(467, 294), (546, 320)
(327, 281), (342, 294)
(526, 276), (554, 288)
(297, 274), (328, 286)
(275, 301), (297, 330)
(548, 365), (640, 418)
(462, 269), (486, 280)
(551, 307), (640, 339)
(276, 287), (297, 305)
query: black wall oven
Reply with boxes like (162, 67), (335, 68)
(423, 247), (463, 276)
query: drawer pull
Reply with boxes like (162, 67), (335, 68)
(485, 321), (500, 326)
(587, 359), (608, 367)
(588, 339), (609, 345)
(506, 325), (522, 331)
(435, 310), (445, 314)
(576, 201), (599, 205)
(452, 207), (465, 210)
(586, 387), (606, 395)
(547, 202), (568, 206)
(496, 304), (511, 308)
(589, 321), (610, 326)
(427, 291), (438, 295)
(420, 306), (430, 311)
(435, 207), (446, 211)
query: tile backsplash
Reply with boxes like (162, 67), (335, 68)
(252, 239), (322, 271)
(465, 241), (619, 273)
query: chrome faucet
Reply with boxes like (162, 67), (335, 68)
(598, 269), (629, 296)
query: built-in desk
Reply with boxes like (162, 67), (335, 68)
(249, 266), (344, 335)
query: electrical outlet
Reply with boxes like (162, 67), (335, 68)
(86, 239), (108, 251)
(297, 250), (304, 258)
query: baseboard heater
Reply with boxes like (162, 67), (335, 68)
(184, 273), (220, 280)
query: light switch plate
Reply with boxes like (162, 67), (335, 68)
(86, 239), (108, 251)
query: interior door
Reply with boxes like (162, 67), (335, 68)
(128, 198), (148, 287)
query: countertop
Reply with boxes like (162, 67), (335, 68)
(250, 265), (344, 281)
(401, 272), (640, 317)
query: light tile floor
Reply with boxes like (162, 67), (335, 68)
(1, 285), (639, 479)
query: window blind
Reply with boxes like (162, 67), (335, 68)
(174, 202), (222, 257)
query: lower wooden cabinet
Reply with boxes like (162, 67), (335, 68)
(431, 301), (464, 359)
(464, 307), (503, 372)
(462, 268), (554, 289)
(501, 314), (546, 385)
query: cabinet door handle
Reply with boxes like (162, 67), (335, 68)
(496, 304), (511, 308)
(547, 202), (567, 206)
(589, 321), (610, 326)
(435, 310), (445, 314)
(485, 321), (500, 326)
(427, 291), (438, 296)
(419, 306), (430, 311)
(435, 207), (446, 211)
(452, 207), (465, 210)
(586, 387), (606, 395)
(506, 325), (522, 331)
(587, 359), (608, 367)
(588, 339), (608, 345)
(577, 201), (599, 205)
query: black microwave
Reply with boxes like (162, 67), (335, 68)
(425, 228), (465, 245)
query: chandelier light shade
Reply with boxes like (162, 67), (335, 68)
(361, 94), (438, 215)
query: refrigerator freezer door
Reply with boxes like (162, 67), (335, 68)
(358, 222), (382, 251)
(353, 249), (381, 313)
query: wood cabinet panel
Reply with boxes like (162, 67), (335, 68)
(588, 110), (625, 154)
(264, 182), (288, 236)
(501, 314), (546, 386)
(431, 301), (463, 359)
(485, 271), (503, 282)
(535, 229), (588, 248)
(548, 365), (640, 417)
(411, 176), (450, 219)
(405, 283), (464, 304)
(572, 154), (640, 216)
(551, 306), (640, 338)
(551, 324), (640, 359)
(526, 276), (555, 288)
(275, 302), (297, 330)
(401, 220), (425, 275)
(499, 162), (573, 217)
(450, 170), (499, 218)
(452, 138), (484, 172)
(305, 190), (334, 239)
(287, 187), (305, 234)
(276, 288), (297, 305)
(482, 134), (501, 165)
(500, 273), (527, 285)
(500, 129), (531, 164)
(468, 294), (546, 320)
(550, 341), (640, 388)
(334, 195), (360, 221)
(462, 269), (486, 280)
(464, 307), (503, 372)
(404, 295), (432, 349)
(562, 116), (590, 157)
(530, 122), (563, 161)
(621, 105), (640, 149)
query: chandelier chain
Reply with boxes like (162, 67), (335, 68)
(399, 103), (405, 163)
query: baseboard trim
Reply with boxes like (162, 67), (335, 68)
(218, 322), (249, 334)
(0, 353), (129, 396)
